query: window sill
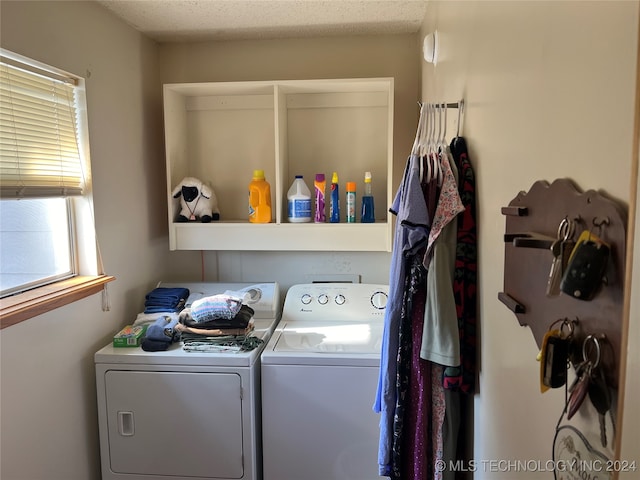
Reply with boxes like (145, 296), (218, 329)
(0, 275), (116, 329)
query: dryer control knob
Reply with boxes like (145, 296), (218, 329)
(301, 293), (313, 305)
(371, 291), (388, 310)
(335, 294), (346, 305)
(245, 288), (262, 303)
(318, 294), (329, 305)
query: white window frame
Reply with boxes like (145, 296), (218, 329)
(0, 50), (114, 328)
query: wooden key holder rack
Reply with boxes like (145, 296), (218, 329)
(499, 178), (627, 388)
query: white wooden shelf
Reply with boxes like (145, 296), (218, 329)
(163, 78), (394, 251)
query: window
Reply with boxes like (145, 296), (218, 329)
(0, 49), (113, 327)
(0, 197), (73, 295)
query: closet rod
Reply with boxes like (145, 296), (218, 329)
(417, 99), (465, 110)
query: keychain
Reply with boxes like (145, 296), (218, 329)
(539, 318), (576, 392)
(546, 218), (576, 297)
(561, 221), (610, 300)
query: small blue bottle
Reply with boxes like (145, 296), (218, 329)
(361, 171), (375, 223)
(329, 171), (340, 223)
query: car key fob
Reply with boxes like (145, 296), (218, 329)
(542, 334), (569, 389)
(560, 237), (609, 300)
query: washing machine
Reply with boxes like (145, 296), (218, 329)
(261, 283), (388, 480)
(95, 282), (281, 480)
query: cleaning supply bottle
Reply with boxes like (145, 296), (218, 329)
(360, 171), (375, 223)
(248, 169), (271, 223)
(346, 181), (356, 223)
(314, 173), (326, 223)
(287, 175), (311, 223)
(329, 171), (340, 223)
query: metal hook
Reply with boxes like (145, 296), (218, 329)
(592, 217), (610, 228)
(590, 216), (610, 239)
(582, 334), (604, 369)
(556, 217), (576, 242)
(561, 317), (578, 338)
(548, 317), (578, 338)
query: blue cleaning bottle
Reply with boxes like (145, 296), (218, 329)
(329, 171), (340, 223)
(361, 171), (375, 223)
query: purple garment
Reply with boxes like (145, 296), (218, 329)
(375, 155), (431, 476)
(391, 254), (445, 480)
(403, 291), (445, 480)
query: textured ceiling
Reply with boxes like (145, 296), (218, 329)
(95, 0), (429, 42)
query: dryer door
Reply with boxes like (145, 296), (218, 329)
(104, 370), (243, 478)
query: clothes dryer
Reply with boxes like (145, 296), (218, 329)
(95, 282), (281, 480)
(261, 283), (387, 480)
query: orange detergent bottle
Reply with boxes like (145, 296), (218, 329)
(248, 169), (272, 223)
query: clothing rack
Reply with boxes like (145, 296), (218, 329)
(414, 99), (466, 146)
(417, 99), (465, 111)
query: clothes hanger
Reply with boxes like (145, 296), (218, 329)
(412, 103), (425, 156)
(426, 103), (435, 182)
(420, 104), (433, 182)
(420, 103), (428, 182)
(411, 103), (428, 184)
(455, 99), (464, 138)
(429, 103), (443, 185)
(440, 102), (448, 151)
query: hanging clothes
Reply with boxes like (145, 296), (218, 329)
(391, 243), (447, 480)
(444, 135), (478, 394)
(420, 149), (465, 367)
(374, 153), (432, 476)
(389, 168), (440, 479)
(440, 136), (479, 480)
(376, 102), (477, 480)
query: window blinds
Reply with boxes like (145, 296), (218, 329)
(0, 57), (84, 198)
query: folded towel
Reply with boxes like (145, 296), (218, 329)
(175, 321), (254, 337)
(190, 294), (244, 322)
(181, 304), (254, 329)
(133, 312), (180, 327)
(144, 287), (190, 305)
(141, 338), (172, 352)
(182, 335), (265, 353)
(144, 305), (185, 314)
(145, 315), (180, 342)
(143, 287), (189, 313)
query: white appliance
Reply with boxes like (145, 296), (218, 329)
(95, 282), (281, 480)
(261, 283), (388, 480)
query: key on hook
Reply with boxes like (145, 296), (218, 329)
(546, 218), (576, 297)
(584, 334), (612, 448)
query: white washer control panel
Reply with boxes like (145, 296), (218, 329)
(282, 283), (389, 323)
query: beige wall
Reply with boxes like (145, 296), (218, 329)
(420, 1), (639, 477)
(1, 1), (638, 479)
(621, 153), (640, 479)
(0, 4), (420, 479)
(0, 1), (193, 479)
(160, 35), (420, 288)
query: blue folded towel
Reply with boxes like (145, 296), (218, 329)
(145, 315), (180, 342)
(141, 338), (172, 352)
(144, 305), (184, 314)
(145, 287), (189, 304)
(143, 287), (190, 313)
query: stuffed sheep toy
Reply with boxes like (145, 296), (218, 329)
(172, 177), (220, 223)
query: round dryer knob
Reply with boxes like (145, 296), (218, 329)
(335, 294), (346, 305)
(245, 288), (262, 303)
(301, 293), (313, 305)
(318, 294), (329, 305)
(370, 291), (388, 309)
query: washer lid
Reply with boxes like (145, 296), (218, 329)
(273, 321), (383, 354)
